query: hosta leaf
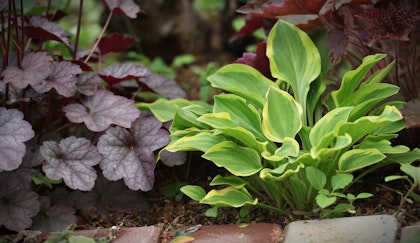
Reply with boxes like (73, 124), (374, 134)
(2, 51), (52, 89)
(0, 189), (40, 232)
(180, 185), (206, 201)
(267, 20), (321, 121)
(98, 116), (169, 191)
(338, 149), (386, 173)
(203, 141), (262, 176)
(262, 87), (302, 143)
(41, 136), (102, 191)
(32, 61), (82, 97)
(0, 108), (35, 171)
(306, 166), (326, 190)
(208, 63), (276, 108)
(98, 63), (151, 86)
(200, 187), (258, 207)
(25, 16), (70, 46)
(63, 90), (141, 132)
(102, 0), (142, 18)
(210, 175), (247, 189)
(166, 132), (226, 153)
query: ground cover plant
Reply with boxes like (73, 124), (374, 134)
(141, 19), (420, 218)
(0, 0), (188, 233)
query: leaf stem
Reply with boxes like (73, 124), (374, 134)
(73, 0), (83, 60)
(84, 10), (113, 63)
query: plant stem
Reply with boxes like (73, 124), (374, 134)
(256, 202), (288, 216)
(73, 0), (83, 60)
(83, 10), (113, 63)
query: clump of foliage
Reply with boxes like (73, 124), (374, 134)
(233, 0), (420, 128)
(0, 0), (185, 233)
(142, 20), (420, 218)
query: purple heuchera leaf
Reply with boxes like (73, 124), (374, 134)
(31, 197), (76, 232)
(0, 189), (40, 231)
(0, 108), (35, 172)
(32, 61), (82, 97)
(140, 73), (186, 99)
(98, 63), (151, 86)
(2, 51), (52, 89)
(160, 150), (187, 167)
(63, 90), (141, 132)
(98, 33), (137, 55)
(25, 16), (71, 46)
(103, 0), (142, 18)
(97, 116), (169, 191)
(76, 72), (101, 96)
(40, 136), (102, 191)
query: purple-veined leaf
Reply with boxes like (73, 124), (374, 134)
(2, 51), (52, 89)
(97, 116), (169, 191)
(31, 197), (76, 232)
(32, 61), (82, 97)
(139, 73), (186, 99)
(40, 136), (102, 191)
(160, 150), (187, 167)
(25, 16), (71, 46)
(98, 63), (151, 86)
(0, 108), (35, 172)
(0, 168), (38, 195)
(63, 90), (141, 132)
(102, 0), (142, 18)
(76, 72), (101, 96)
(70, 174), (148, 215)
(98, 33), (137, 55)
(0, 189), (40, 232)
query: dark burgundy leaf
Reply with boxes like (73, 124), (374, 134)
(70, 174), (148, 215)
(25, 16), (71, 46)
(40, 136), (102, 191)
(71, 60), (93, 71)
(98, 33), (137, 55)
(63, 90), (141, 132)
(102, 0), (142, 18)
(234, 41), (273, 80)
(0, 189), (40, 232)
(31, 197), (76, 232)
(2, 51), (52, 89)
(230, 15), (266, 42)
(139, 73), (186, 99)
(32, 61), (82, 97)
(0, 108), (35, 172)
(98, 63), (152, 86)
(98, 116), (169, 191)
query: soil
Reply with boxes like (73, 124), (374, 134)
(75, 154), (420, 242)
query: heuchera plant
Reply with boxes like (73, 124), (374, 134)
(0, 1), (184, 232)
(232, 0), (420, 128)
(141, 20), (420, 218)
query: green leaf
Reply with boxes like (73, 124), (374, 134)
(361, 60), (395, 86)
(267, 20), (321, 122)
(331, 173), (353, 191)
(331, 54), (386, 107)
(203, 141), (262, 176)
(180, 185), (206, 201)
(260, 163), (304, 181)
(210, 175), (247, 189)
(216, 127), (269, 153)
(205, 207), (219, 217)
(32, 173), (62, 189)
(261, 137), (299, 161)
(306, 166), (326, 190)
(338, 149), (386, 172)
(68, 236), (96, 243)
(171, 106), (211, 131)
(400, 164), (420, 185)
(213, 94), (264, 139)
(262, 87), (303, 142)
(166, 132), (226, 152)
(207, 64), (276, 108)
(316, 194), (337, 209)
(310, 106), (353, 150)
(355, 192), (373, 199)
(200, 187), (258, 207)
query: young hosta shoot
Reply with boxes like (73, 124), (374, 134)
(142, 20), (420, 217)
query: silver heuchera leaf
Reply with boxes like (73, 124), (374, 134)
(0, 108), (35, 172)
(76, 72), (101, 95)
(2, 51), (52, 89)
(40, 136), (102, 191)
(32, 61), (82, 97)
(62, 90), (141, 132)
(97, 116), (169, 191)
(103, 0), (141, 19)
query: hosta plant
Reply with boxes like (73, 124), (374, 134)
(141, 20), (420, 217)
